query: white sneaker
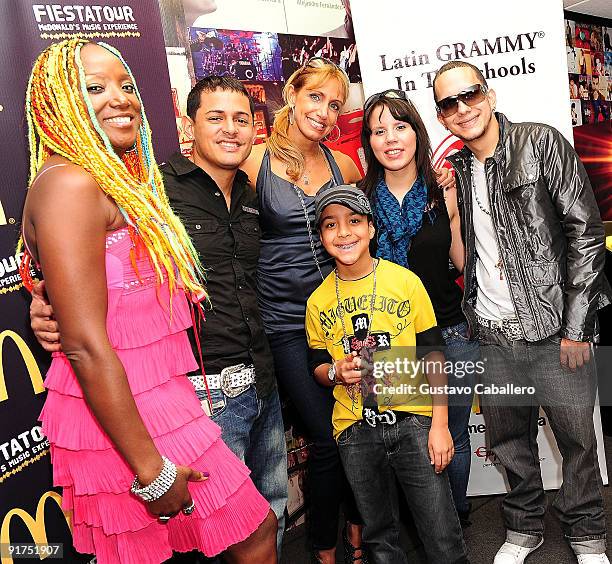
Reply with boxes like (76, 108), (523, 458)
(493, 539), (544, 563)
(576, 554), (610, 564)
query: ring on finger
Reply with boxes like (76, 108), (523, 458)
(182, 501), (196, 516)
(158, 514), (172, 524)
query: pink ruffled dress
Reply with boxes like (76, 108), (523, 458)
(39, 227), (270, 563)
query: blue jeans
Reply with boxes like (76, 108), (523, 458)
(195, 384), (288, 554)
(267, 330), (361, 550)
(440, 321), (480, 515)
(338, 415), (468, 563)
(478, 326), (606, 554)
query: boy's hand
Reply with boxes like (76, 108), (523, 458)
(428, 424), (454, 474)
(335, 351), (363, 385)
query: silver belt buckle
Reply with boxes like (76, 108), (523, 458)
(363, 408), (397, 427)
(477, 315), (497, 331)
(221, 364), (250, 398)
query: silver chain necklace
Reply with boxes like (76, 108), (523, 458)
(471, 156), (491, 216)
(471, 155), (504, 279)
(334, 258), (378, 401)
(334, 258), (378, 352)
(292, 146), (335, 282)
(292, 185), (325, 281)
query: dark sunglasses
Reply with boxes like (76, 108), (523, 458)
(364, 89), (413, 113)
(436, 83), (488, 117)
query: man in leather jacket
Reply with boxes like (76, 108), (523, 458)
(433, 60), (611, 564)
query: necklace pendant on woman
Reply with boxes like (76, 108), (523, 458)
(302, 173), (309, 186)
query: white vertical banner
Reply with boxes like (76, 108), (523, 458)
(351, 0), (608, 495)
(351, 0), (573, 155)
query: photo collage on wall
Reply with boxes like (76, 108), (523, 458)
(566, 18), (611, 126)
(158, 0), (362, 531)
(161, 0), (365, 174)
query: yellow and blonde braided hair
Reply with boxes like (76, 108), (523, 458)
(20, 38), (206, 301)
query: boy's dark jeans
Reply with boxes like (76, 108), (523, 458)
(338, 415), (468, 564)
(478, 326), (606, 554)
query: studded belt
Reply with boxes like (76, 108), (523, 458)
(476, 314), (524, 341)
(189, 364), (255, 398)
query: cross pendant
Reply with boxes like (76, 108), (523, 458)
(495, 259), (503, 280)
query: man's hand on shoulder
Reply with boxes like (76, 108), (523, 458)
(30, 280), (61, 352)
(560, 337), (590, 370)
(435, 166), (456, 192)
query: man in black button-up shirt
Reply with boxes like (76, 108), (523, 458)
(162, 150), (274, 397)
(161, 77), (287, 551)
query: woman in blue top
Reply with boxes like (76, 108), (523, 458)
(359, 90), (480, 528)
(242, 58), (363, 564)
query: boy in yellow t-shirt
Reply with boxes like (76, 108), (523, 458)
(306, 184), (467, 563)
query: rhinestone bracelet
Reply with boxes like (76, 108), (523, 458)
(130, 456), (177, 502)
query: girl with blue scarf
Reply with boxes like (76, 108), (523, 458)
(360, 90), (480, 529)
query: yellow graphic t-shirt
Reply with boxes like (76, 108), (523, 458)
(306, 259), (438, 439)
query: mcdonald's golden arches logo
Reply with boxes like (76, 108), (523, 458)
(0, 331), (44, 403)
(1, 491), (71, 564)
(0, 198), (13, 226)
(0, 199), (7, 226)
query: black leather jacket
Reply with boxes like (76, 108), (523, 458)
(447, 113), (611, 342)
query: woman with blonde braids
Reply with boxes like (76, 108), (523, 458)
(20, 39), (276, 564)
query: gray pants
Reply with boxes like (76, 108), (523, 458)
(478, 326), (606, 555)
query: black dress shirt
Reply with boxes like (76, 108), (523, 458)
(160, 152), (275, 398)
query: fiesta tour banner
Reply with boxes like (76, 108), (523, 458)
(0, 1), (178, 561)
(350, 0), (608, 496)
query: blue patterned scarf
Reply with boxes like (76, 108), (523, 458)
(373, 175), (428, 268)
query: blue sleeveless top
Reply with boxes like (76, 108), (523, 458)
(256, 145), (344, 333)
